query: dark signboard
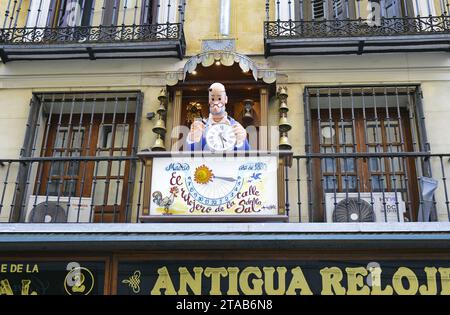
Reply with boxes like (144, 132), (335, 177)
(0, 261), (105, 295)
(117, 260), (450, 295)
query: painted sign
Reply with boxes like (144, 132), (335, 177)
(0, 261), (105, 295)
(117, 260), (450, 295)
(150, 156), (278, 216)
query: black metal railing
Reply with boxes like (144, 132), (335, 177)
(0, 152), (449, 224)
(1, 23), (184, 44)
(265, 16), (450, 39)
(0, 0), (186, 61)
(0, 156), (144, 224)
(264, 1), (450, 55)
(285, 152), (450, 223)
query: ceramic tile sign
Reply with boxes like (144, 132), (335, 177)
(150, 156), (278, 216)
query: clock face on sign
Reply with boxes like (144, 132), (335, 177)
(206, 123), (236, 151)
(185, 163), (244, 206)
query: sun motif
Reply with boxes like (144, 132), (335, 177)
(194, 165), (214, 184)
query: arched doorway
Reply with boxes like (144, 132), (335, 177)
(166, 51), (277, 151)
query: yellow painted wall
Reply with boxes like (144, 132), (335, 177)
(184, 0), (266, 56)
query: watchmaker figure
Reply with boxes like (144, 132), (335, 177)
(187, 82), (250, 151)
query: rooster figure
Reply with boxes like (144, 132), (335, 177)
(152, 186), (179, 215)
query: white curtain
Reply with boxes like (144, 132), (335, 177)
(157, 0), (179, 23)
(413, 0), (436, 16)
(275, 0), (296, 20)
(26, 0), (52, 28)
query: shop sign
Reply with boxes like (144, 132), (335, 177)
(118, 260), (450, 295)
(0, 261), (105, 295)
(150, 156), (278, 216)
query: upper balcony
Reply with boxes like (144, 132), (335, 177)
(0, 0), (186, 62)
(264, 0), (450, 56)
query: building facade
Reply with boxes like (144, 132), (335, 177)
(0, 0), (450, 295)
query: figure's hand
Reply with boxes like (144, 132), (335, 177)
(188, 120), (205, 143)
(233, 124), (247, 147)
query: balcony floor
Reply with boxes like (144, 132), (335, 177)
(1, 222), (450, 251)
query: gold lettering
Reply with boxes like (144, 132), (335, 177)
(178, 267), (203, 295)
(286, 267), (313, 295)
(263, 267), (286, 295)
(346, 267), (370, 295)
(21, 280), (37, 295)
(239, 267), (263, 295)
(0, 279), (13, 295)
(0, 265), (6, 273)
(369, 267), (393, 295)
(438, 267), (450, 295)
(320, 267), (346, 295)
(418, 267), (438, 295)
(392, 267), (418, 295)
(204, 267), (227, 295)
(226, 267), (239, 295)
(150, 267), (176, 295)
(32, 264), (39, 273)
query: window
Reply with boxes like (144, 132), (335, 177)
(306, 86), (427, 222)
(16, 92), (142, 223)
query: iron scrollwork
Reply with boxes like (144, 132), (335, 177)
(1, 23), (183, 45)
(265, 16), (450, 39)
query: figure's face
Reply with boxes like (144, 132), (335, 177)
(209, 87), (227, 117)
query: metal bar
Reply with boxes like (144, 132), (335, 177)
(52, 93), (76, 222)
(13, 0), (24, 29)
(133, 0), (139, 25)
(167, 0), (172, 23)
(90, 96), (108, 223)
(24, 0), (32, 27)
(383, 87), (401, 222)
(31, 94), (56, 222)
(76, 95), (96, 222)
(299, 0), (304, 20)
(112, 96), (130, 223)
(373, 87), (389, 222)
(276, 0), (281, 21)
(395, 87), (414, 221)
(135, 159), (145, 223)
(289, 0), (292, 20)
(266, 0), (270, 21)
(3, 0), (13, 29)
(316, 88), (327, 222)
(328, 88), (338, 222)
(122, 0), (129, 26)
(349, 88), (362, 221)
(361, 87), (376, 220)
(439, 156), (450, 221)
(11, 95), (42, 223)
(303, 88), (313, 222)
(284, 163), (290, 217)
(296, 157), (302, 222)
(69, 93), (87, 223)
(0, 162), (12, 216)
(126, 92), (143, 223)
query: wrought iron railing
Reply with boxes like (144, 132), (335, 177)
(265, 16), (450, 39)
(287, 152), (450, 223)
(0, 23), (184, 45)
(0, 156), (143, 224)
(0, 152), (449, 224)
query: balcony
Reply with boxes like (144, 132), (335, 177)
(0, 1), (186, 62)
(264, 0), (450, 56)
(0, 151), (449, 225)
